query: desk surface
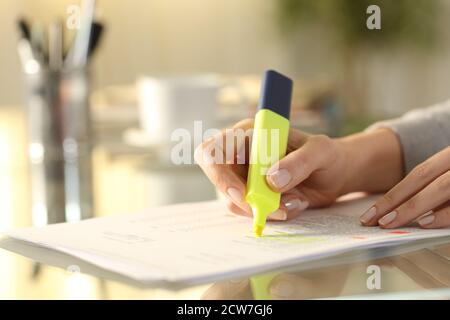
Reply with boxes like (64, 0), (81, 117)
(1, 107), (450, 299)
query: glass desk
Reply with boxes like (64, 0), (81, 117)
(0, 107), (450, 300)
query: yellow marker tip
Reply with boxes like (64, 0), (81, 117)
(254, 225), (264, 237)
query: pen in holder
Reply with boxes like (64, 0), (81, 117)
(24, 66), (94, 226)
(18, 1), (102, 226)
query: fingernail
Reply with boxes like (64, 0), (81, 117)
(419, 214), (435, 227)
(360, 207), (376, 224)
(270, 280), (295, 298)
(269, 209), (287, 221)
(284, 199), (309, 212)
(267, 169), (291, 189)
(227, 187), (243, 204)
(379, 211), (397, 226)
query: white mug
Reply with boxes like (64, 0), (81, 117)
(137, 74), (223, 149)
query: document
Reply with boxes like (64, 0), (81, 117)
(3, 196), (450, 287)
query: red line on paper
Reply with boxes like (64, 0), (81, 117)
(389, 231), (411, 235)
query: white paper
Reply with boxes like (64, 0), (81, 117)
(4, 196), (450, 287)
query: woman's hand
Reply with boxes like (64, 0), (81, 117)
(195, 119), (349, 220)
(195, 119), (403, 221)
(360, 147), (450, 229)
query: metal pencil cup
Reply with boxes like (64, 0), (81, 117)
(24, 67), (94, 226)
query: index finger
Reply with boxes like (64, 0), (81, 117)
(195, 119), (254, 212)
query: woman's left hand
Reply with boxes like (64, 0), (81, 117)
(360, 147), (450, 229)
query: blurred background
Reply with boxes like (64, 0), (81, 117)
(2, 0), (450, 116)
(1, 0), (450, 299)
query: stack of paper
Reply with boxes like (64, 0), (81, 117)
(3, 196), (450, 287)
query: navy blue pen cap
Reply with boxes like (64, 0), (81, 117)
(258, 70), (293, 120)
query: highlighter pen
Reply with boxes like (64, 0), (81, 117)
(245, 70), (292, 237)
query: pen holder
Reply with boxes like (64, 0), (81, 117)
(24, 67), (94, 225)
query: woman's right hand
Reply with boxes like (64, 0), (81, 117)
(194, 119), (368, 221)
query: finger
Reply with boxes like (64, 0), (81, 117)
(226, 200), (251, 217)
(232, 119), (254, 164)
(195, 120), (255, 212)
(360, 147), (450, 226)
(196, 118), (254, 165)
(195, 133), (251, 212)
(280, 192), (309, 220)
(286, 127), (309, 152)
(235, 122), (308, 179)
(227, 191), (308, 221)
(418, 202), (450, 229)
(378, 170), (450, 228)
(266, 135), (338, 193)
(237, 121), (308, 164)
(216, 119), (254, 165)
(227, 198), (287, 221)
(227, 196), (306, 221)
(268, 193), (307, 222)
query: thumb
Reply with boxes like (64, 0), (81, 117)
(266, 135), (337, 193)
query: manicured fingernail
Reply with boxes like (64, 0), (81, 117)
(270, 280), (295, 298)
(419, 214), (435, 227)
(284, 199), (308, 212)
(379, 211), (397, 226)
(269, 210), (287, 221)
(267, 169), (291, 189)
(360, 207), (376, 224)
(227, 187), (243, 204)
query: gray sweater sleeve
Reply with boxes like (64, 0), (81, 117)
(367, 100), (450, 174)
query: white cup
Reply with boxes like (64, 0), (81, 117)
(137, 74), (222, 148)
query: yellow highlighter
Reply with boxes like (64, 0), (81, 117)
(246, 70), (293, 237)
